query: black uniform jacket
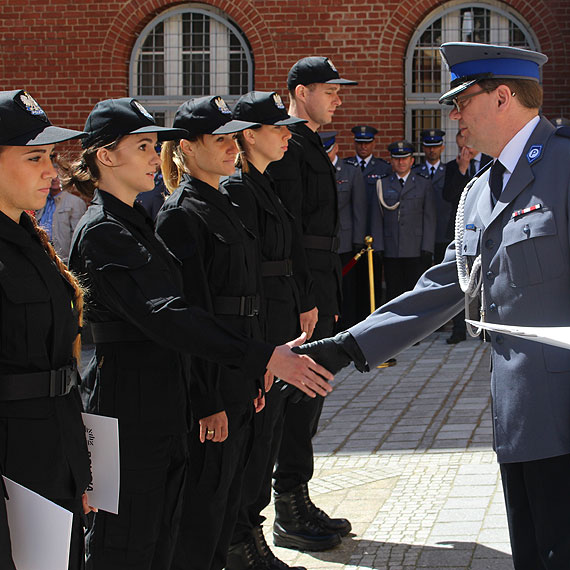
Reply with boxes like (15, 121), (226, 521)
(222, 164), (310, 344)
(267, 123), (341, 316)
(0, 211), (90, 498)
(156, 175), (265, 419)
(70, 190), (273, 432)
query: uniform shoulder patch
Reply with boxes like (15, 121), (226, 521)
(416, 170), (430, 179)
(555, 126), (570, 139)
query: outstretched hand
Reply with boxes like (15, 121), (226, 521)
(267, 333), (334, 398)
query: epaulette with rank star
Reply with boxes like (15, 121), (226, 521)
(416, 170), (430, 179)
(344, 157), (359, 167)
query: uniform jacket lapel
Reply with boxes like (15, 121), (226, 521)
(488, 117), (553, 226)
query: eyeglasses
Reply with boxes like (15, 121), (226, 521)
(451, 88), (490, 113)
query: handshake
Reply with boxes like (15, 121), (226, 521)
(279, 332), (368, 402)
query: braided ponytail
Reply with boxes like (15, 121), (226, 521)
(30, 215), (85, 363)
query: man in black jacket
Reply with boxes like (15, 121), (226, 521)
(266, 57), (357, 552)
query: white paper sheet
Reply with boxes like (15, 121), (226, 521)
(465, 320), (570, 350)
(3, 476), (72, 570)
(82, 412), (120, 514)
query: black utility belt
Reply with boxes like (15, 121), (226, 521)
(91, 321), (147, 344)
(303, 234), (340, 252)
(214, 294), (260, 317)
(0, 365), (77, 401)
(261, 258), (293, 277)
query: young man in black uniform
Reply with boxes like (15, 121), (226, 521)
(267, 56), (357, 552)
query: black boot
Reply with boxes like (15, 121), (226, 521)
(299, 483), (352, 537)
(273, 486), (341, 551)
(226, 536), (270, 570)
(251, 526), (306, 570)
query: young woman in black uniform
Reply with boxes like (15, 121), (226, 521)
(68, 98), (331, 570)
(155, 95), (310, 570)
(222, 91), (316, 570)
(0, 89), (93, 570)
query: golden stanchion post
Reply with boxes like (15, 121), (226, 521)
(365, 235), (375, 314)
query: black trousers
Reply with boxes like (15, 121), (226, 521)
(232, 387), (286, 543)
(338, 251), (359, 329)
(173, 406), (252, 570)
(273, 315), (335, 494)
(501, 454), (570, 569)
(384, 256), (423, 302)
(86, 432), (188, 570)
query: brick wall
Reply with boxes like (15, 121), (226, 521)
(2, 0), (569, 157)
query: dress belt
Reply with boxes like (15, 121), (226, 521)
(303, 234), (340, 252)
(213, 294), (260, 317)
(0, 364), (78, 401)
(261, 259), (293, 277)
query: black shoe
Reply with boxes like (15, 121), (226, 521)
(299, 483), (352, 537)
(227, 536), (270, 569)
(273, 487), (341, 552)
(446, 332), (466, 344)
(252, 526), (306, 570)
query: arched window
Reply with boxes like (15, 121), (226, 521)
(129, 4), (253, 126)
(405, 1), (539, 162)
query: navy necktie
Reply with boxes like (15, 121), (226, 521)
(430, 166), (435, 178)
(399, 178), (405, 188)
(489, 160), (506, 203)
(360, 159), (366, 171)
(469, 159), (476, 178)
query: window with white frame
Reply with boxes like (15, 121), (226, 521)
(405, 1), (539, 163)
(129, 4), (253, 126)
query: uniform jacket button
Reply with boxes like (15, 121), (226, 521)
(486, 270), (494, 280)
(489, 303), (497, 312)
(485, 239), (494, 249)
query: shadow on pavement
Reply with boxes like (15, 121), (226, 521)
(306, 536), (512, 569)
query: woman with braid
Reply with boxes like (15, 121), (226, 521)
(0, 90), (94, 570)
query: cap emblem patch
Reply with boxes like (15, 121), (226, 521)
(19, 92), (47, 119)
(132, 100), (154, 121)
(273, 93), (285, 110)
(326, 58), (338, 72)
(214, 97), (232, 115)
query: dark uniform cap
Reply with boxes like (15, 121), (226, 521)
(82, 98), (187, 148)
(551, 117), (570, 128)
(287, 57), (358, 91)
(232, 91), (307, 126)
(351, 125), (378, 142)
(388, 140), (414, 158)
(420, 129), (445, 146)
(318, 131), (337, 153)
(439, 42), (548, 105)
(173, 95), (259, 136)
(0, 89), (86, 146)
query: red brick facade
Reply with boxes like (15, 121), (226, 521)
(2, 0), (569, 156)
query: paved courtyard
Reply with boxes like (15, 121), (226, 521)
(261, 331), (514, 570)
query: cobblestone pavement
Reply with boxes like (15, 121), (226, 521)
(261, 331), (514, 569)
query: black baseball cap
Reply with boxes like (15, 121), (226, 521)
(0, 89), (86, 146)
(232, 91), (306, 126)
(287, 57), (358, 91)
(173, 95), (259, 136)
(82, 98), (188, 148)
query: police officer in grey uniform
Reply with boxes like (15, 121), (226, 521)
(319, 131), (367, 328)
(294, 42), (570, 570)
(413, 129), (451, 265)
(370, 140), (436, 302)
(345, 126), (392, 317)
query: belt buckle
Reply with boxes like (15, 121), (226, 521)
(49, 370), (62, 397)
(240, 296), (259, 317)
(285, 259), (293, 277)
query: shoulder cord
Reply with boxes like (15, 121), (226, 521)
(376, 178), (399, 211)
(455, 176), (485, 338)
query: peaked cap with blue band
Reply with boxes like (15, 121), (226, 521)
(438, 42), (548, 105)
(318, 131), (337, 152)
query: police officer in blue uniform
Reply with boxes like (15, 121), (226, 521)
(369, 140), (436, 302)
(413, 129), (451, 265)
(320, 131), (367, 329)
(294, 42), (570, 570)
